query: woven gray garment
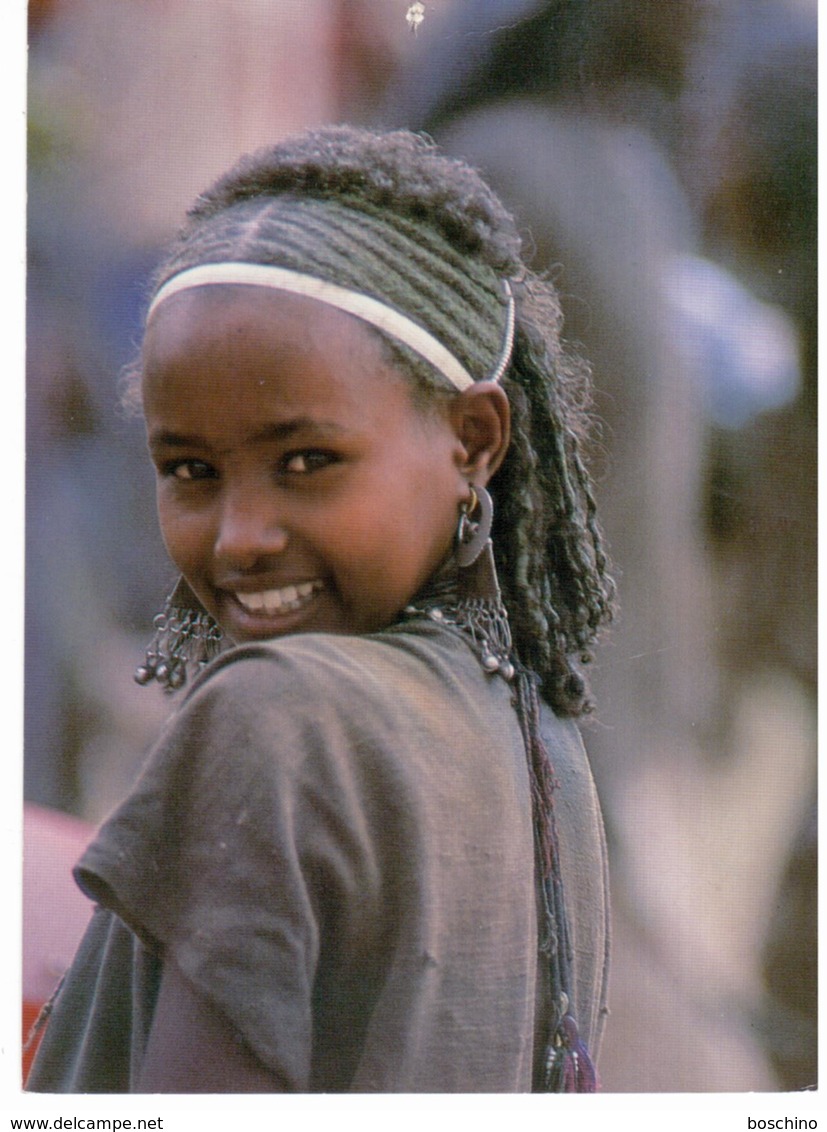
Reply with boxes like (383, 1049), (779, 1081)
(159, 195), (511, 384)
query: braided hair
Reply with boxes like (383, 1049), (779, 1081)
(138, 125), (615, 717)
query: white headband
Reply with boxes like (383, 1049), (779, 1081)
(147, 262), (514, 392)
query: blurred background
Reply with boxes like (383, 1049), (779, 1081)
(26, 0), (816, 1093)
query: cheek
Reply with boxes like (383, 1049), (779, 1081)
(155, 491), (207, 573)
(337, 465), (459, 577)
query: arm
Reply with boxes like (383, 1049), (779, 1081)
(138, 960), (289, 1093)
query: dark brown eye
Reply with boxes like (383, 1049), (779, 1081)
(165, 460), (216, 481)
(282, 450), (337, 474)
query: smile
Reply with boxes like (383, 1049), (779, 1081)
(233, 580), (323, 616)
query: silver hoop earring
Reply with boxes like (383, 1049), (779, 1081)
(456, 484), (494, 567)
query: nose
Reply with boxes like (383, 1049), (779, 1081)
(214, 487), (289, 569)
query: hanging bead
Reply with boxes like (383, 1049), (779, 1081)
(134, 581), (223, 692)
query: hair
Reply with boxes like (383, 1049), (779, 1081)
(135, 125), (614, 717)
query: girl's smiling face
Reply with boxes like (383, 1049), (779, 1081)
(142, 286), (478, 642)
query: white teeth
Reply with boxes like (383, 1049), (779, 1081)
(235, 581), (321, 616)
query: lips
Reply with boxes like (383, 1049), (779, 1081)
(231, 579), (323, 617)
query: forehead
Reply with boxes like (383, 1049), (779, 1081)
(145, 284), (392, 368)
(141, 285), (430, 434)
(145, 285), (398, 389)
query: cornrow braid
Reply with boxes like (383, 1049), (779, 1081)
(141, 125), (614, 716)
(184, 127), (521, 272)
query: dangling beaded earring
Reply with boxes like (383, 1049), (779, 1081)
(134, 577), (223, 692)
(453, 485), (516, 680)
(407, 485), (515, 681)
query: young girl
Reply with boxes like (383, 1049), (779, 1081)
(28, 125), (613, 1093)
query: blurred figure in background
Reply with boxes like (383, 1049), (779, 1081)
(681, 0), (817, 1089)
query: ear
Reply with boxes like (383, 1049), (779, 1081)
(448, 381), (511, 484)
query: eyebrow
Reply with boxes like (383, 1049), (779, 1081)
(148, 418), (346, 451)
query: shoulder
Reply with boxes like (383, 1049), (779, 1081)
(538, 702), (606, 869)
(180, 622), (509, 738)
(128, 622), (521, 814)
(188, 622), (447, 694)
(539, 704), (598, 796)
